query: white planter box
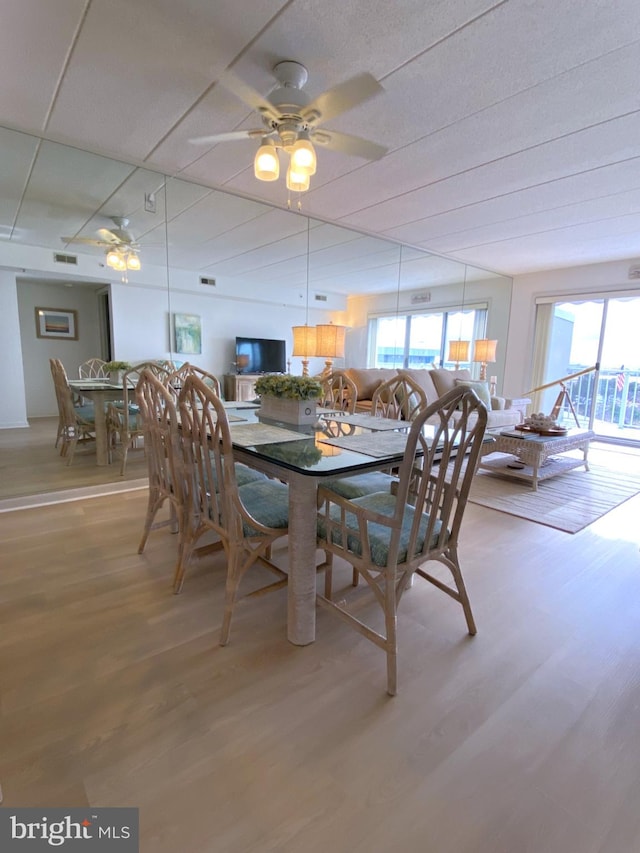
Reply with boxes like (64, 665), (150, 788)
(259, 396), (317, 426)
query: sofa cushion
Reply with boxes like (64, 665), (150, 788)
(345, 368), (396, 401)
(429, 367), (471, 396)
(454, 378), (491, 408)
(397, 368), (438, 403)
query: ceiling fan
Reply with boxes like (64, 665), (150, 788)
(190, 60), (388, 192)
(61, 217), (142, 272)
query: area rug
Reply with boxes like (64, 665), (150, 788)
(468, 462), (640, 533)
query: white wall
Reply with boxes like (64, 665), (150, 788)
(17, 279), (103, 417)
(505, 259), (640, 397)
(0, 271), (28, 428)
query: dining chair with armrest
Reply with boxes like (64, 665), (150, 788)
(177, 375), (290, 642)
(49, 358), (96, 464)
(316, 385), (488, 695)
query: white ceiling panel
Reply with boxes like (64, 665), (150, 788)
(0, 0), (637, 286)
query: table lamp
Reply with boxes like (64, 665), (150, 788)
(315, 324), (346, 375)
(472, 339), (497, 380)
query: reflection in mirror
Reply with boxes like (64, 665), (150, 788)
(0, 125), (512, 505)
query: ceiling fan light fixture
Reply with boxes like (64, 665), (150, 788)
(290, 133), (316, 175)
(126, 252), (141, 271)
(254, 140), (279, 181)
(106, 249), (121, 269)
(286, 162), (310, 192)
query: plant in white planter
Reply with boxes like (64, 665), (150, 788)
(104, 360), (132, 384)
(254, 374), (322, 426)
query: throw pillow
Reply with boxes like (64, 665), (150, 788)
(454, 378), (491, 409)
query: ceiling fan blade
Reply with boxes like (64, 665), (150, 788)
(60, 236), (107, 247)
(189, 129), (265, 145)
(301, 73), (384, 126)
(96, 228), (123, 244)
(217, 71), (281, 122)
(311, 128), (388, 161)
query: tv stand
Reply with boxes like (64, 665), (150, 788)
(224, 373), (261, 402)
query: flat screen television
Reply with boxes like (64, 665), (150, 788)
(235, 336), (286, 374)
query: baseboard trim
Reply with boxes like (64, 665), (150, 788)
(0, 478), (148, 513)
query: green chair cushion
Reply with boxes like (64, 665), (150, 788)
(238, 479), (289, 533)
(75, 405), (95, 423)
(318, 491), (442, 567)
(323, 471), (398, 500)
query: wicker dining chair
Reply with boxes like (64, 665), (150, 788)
(323, 373), (429, 504)
(320, 371), (358, 413)
(167, 362), (221, 396)
(49, 358), (96, 464)
(177, 375), (290, 642)
(317, 386), (488, 695)
(135, 368), (186, 560)
(108, 361), (172, 475)
(78, 358), (107, 378)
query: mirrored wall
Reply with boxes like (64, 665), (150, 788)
(0, 124), (512, 501)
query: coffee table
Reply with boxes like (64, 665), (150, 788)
(477, 428), (595, 490)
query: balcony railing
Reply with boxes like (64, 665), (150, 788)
(556, 367), (640, 440)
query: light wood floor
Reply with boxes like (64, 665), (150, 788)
(0, 417), (148, 505)
(1, 453), (640, 852)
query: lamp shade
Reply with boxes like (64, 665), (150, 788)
(286, 163), (310, 192)
(448, 339), (470, 364)
(290, 134), (317, 175)
(291, 325), (316, 357)
(315, 324), (346, 358)
(473, 339), (498, 364)
(254, 141), (279, 181)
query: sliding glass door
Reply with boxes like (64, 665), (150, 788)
(532, 296), (640, 445)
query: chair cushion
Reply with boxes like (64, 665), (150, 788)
(75, 405), (95, 423)
(323, 472), (398, 500)
(454, 378), (491, 408)
(318, 491), (443, 567)
(239, 479), (289, 533)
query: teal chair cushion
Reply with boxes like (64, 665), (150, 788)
(75, 405), (95, 423)
(238, 479), (289, 533)
(323, 471), (398, 499)
(318, 491), (442, 567)
(205, 453), (267, 490)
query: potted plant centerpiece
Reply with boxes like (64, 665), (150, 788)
(104, 360), (132, 385)
(254, 374), (322, 426)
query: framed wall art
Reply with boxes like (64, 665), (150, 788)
(174, 312), (202, 354)
(35, 307), (78, 340)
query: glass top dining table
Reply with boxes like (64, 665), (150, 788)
(226, 406), (422, 647)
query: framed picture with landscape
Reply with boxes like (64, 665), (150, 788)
(35, 307), (78, 340)
(174, 312), (202, 354)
